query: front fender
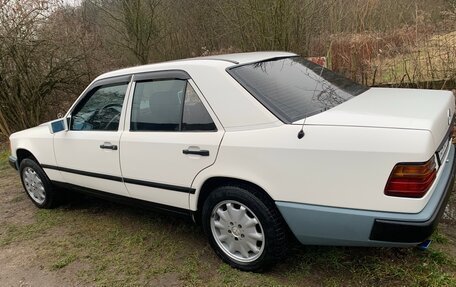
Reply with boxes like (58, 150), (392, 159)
(9, 125), (63, 181)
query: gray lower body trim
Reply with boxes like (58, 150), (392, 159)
(8, 155), (18, 171)
(276, 145), (455, 247)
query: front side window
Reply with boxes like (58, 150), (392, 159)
(228, 57), (369, 123)
(71, 83), (128, 131)
(130, 79), (216, 132)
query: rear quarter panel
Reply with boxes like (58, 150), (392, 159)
(190, 124), (438, 213)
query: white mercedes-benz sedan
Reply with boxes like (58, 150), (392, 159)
(8, 52), (456, 271)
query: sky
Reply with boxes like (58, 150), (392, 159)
(62, 0), (81, 6)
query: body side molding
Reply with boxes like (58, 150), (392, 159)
(42, 164), (196, 194)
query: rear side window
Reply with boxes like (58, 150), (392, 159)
(182, 85), (217, 131)
(130, 80), (216, 132)
(131, 80), (186, 131)
(228, 57), (369, 123)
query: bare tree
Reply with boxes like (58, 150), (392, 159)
(0, 0), (83, 138)
(92, 0), (162, 65)
(0, 0), (455, 140)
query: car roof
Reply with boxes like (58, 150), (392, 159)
(97, 51), (297, 80)
(185, 51), (297, 64)
(81, 52), (293, 131)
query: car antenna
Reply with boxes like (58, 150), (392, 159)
(297, 118), (306, 139)
(297, 64), (325, 139)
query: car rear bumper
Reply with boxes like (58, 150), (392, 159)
(8, 155), (18, 171)
(369, 147), (455, 243)
(276, 144), (456, 247)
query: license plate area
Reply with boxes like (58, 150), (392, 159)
(436, 137), (450, 166)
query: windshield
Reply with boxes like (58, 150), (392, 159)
(228, 56), (369, 123)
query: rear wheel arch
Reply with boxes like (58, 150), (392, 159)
(196, 177), (277, 221)
(198, 178), (290, 271)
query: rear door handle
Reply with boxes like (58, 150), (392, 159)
(100, 142), (118, 150)
(182, 149), (209, 156)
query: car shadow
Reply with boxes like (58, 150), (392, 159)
(55, 187), (455, 277)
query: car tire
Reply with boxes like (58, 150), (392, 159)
(19, 158), (59, 209)
(202, 184), (288, 271)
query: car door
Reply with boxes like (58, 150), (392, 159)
(53, 75), (131, 196)
(120, 71), (224, 209)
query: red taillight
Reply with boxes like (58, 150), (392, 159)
(384, 157), (437, 198)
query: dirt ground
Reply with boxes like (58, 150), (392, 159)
(0, 171), (72, 286)
(0, 165), (455, 287)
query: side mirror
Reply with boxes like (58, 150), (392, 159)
(49, 118), (68, 134)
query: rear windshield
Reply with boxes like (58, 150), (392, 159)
(228, 57), (369, 123)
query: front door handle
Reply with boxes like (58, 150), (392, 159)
(183, 149), (209, 156)
(100, 142), (118, 150)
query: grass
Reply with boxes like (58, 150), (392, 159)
(0, 209), (63, 247)
(0, 148), (9, 170)
(1, 195), (454, 286)
(0, 151), (455, 286)
(370, 31), (456, 86)
(432, 229), (449, 244)
(52, 253), (77, 270)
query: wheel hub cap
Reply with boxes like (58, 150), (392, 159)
(22, 167), (46, 205)
(210, 200), (265, 263)
(231, 226), (241, 237)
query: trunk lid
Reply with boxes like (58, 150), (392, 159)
(300, 87), (454, 147)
